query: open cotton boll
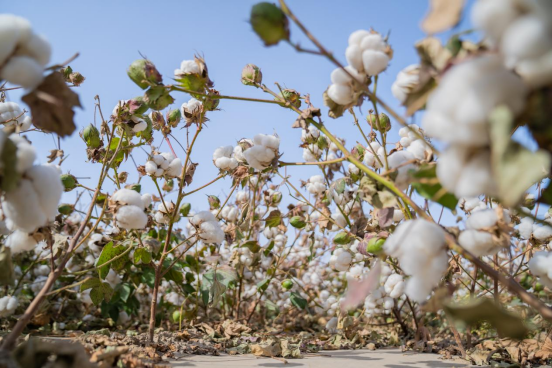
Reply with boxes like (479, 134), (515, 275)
(145, 161), (157, 175)
(533, 225), (552, 241)
(363, 142), (384, 168)
(180, 98), (202, 115)
(516, 50), (552, 88)
(167, 158), (182, 177)
(384, 219), (447, 302)
(174, 59), (200, 77)
(0, 56), (43, 89)
(327, 83), (354, 105)
(9, 135), (36, 174)
(130, 117), (147, 132)
(306, 175), (326, 195)
(406, 139), (432, 161)
(0, 296), (18, 318)
(141, 193), (152, 209)
(303, 144), (322, 162)
(0, 102), (32, 131)
(330, 66), (366, 85)
(501, 15), (552, 68)
(254, 133), (280, 151)
(345, 45), (364, 72)
(0, 15), (25, 65)
(466, 209), (499, 230)
(213, 146), (233, 160)
(387, 151), (415, 190)
(459, 229), (497, 256)
(471, 0), (523, 46)
(3, 179), (47, 232)
(348, 30), (371, 47)
(436, 145), (495, 198)
(105, 269), (122, 288)
(26, 164), (63, 222)
(243, 145), (275, 171)
(528, 251), (552, 289)
(362, 49), (389, 76)
(6, 230), (37, 254)
(330, 212), (347, 231)
(190, 210), (217, 226)
(15, 32), (51, 66)
(213, 146), (238, 171)
(111, 188), (144, 208)
(384, 274), (405, 299)
(115, 205), (148, 230)
(392, 64), (420, 104)
(422, 110), (489, 146)
(199, 221), (225, 244)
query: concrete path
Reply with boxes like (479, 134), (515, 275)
(169, 349), (472, 367)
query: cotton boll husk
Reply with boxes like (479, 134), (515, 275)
(111, 188), (144, 208)
(0, 56), (43, 89)
(26, 164), (63, 222)
(167, 158), (183, 177)
(6, 230), (37, 254)
(327, 83), (354, 105)
(362, 50), (389, 76)
(3, 179), (46, 232)
(501, 15), (552, 68)
(116, 205), (148, 230)
(345, 45), (364, 72)
(459, 229), (496, 256)
(15, 32), (51, 66)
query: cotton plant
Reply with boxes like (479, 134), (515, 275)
(109, 188), (149, 230)
(145, 152), (183, 178)
(212, 146), (239, 171)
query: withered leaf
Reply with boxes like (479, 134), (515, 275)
(22, 72), (81, 137)
(421, 0), (465, 35)
(377, 207), (395, 228)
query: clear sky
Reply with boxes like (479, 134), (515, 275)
(2, 0), (479, 215)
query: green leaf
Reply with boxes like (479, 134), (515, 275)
(89, 282), (114, 306)
(163, 259), (184, 284)
(445, 298), (529, 339)
(264, 299), (279, 312)
(185, 255), (200, 273)
(97, 242), (128, 279)
(80, 277), (102, 291)
(264, 210), (282, 228)
(241, 240), (261, 253)
(115, 283), (133, 303)
(0, 138), (20, 192)
(257, 279), (270, 292)
(133, 247), (152, 265)
(290, 292), (308, 310)
(334, 178), (346, 195)
(140, 267), (155, 288)
(411, 164), (458, 210)
(263, 240), (275, 257)
(200, 267), (236, 306)
(490, 106), (551, 207)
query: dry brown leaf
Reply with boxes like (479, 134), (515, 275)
(421, 0), (465, 34)
(22, 72), (81, 137)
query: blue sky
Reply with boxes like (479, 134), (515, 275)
(3, 0), (478, 215)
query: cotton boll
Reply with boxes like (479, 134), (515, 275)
(131, 118), (147, 132)
(330, 66), (366, 85)
(3, 179), (46, 232)
(105, 269), (122, 288)
(359, 33), (387, 51)
(501, 15), (552, 68)
(199, 221), (224, 244)
(175, 60), (200, 76)
(533, 225), (552, 241)
(528, 251), (552, 289)
(243, 145), (275, 171)
(330, 213), (347, 231)
(466, 209), (498, 230)
(516, 49), (552, 87)
(167, 158), (182, 177)
(10, 135), (36, 173)
(345, 45), (364, 72)
(0, 16), (23, 65)
(406, 139), (432, 161)
(190, 211), (217, 225)
(111, 188), (144, 208)
(145, 161), (158, 175)
(348, 30), (371, 46)
(256, 134), (280, 151)
(363, 142), (383, 168)
(393, 209), (405, 223)
(0, 56), (43, 89)
(213, 146), (233, 160)
(392, 64), (420, 104)
(422, 110), (489, 147)
(0, 296), (18, 317)
(141, 193), (152, 209)
(362, 50), (389, 76)
(327, 83), (354, 105)
(303, 144), (322, 162)
(26, 164), (63, 222)
(387, 151), (415, 190)
(6, 230), (37, 254)
(116, 205), (148, 230)
(471, 0), (523, 46)
(15, 32), (51, 66)
(459, 229), (497, 256)
(306, 175), (326, 195)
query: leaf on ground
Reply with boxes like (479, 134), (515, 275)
(421, 0), (465, 34)
(21, 72), (81, 137)
(251, 338), (282, 357)
(490, 106), (551, 207)
(445, 298), (529, 340)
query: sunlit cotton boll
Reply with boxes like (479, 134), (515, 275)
(391, 64), (420, 104)
(528, 251), (552, 289)
(436, 145), (495, 198)
(303, 144), (322, 162)
(6, 230), (37, 254)
(0, 55), (43, 90)
(384, 219), (448, 303)
(116, 205), (148, 230)
(111, 188), (144, 208)
(306, 175), (326, 195)
(174, 59), (200, 77)
(0, 101), (32, 131)
(387, 151), (415, 190)
(363, 142), (384, 168)
(213, 146), (238, 171)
